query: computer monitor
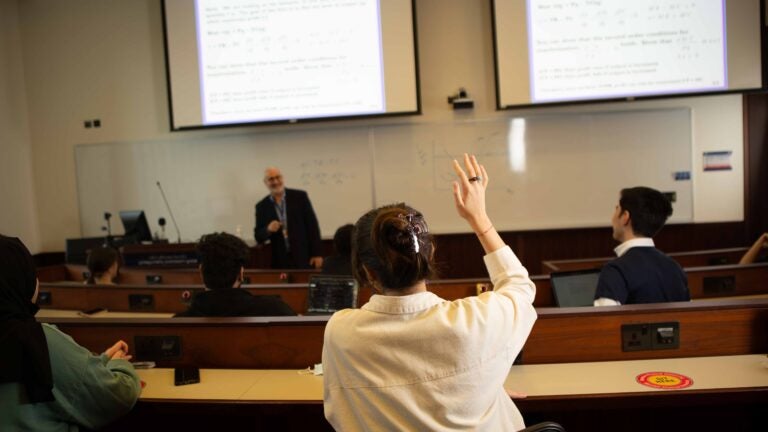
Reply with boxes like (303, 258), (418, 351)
(550, 269), (602, 307)
(306, 275), (358, 315)
(65, 237), (108, 265)
(119, 210), (152, 243)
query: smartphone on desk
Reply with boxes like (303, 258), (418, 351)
(77, 308), (106, 317)
(131, 361), (156, 369)
(174, 367), (200, 386)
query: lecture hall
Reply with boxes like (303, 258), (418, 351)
(1, 0), (767, 431)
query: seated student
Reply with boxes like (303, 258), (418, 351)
(322, 155), (537, 430)
(594, 187), (690, 306)
(85, 246), (119, 285)
(0, 235), (141, 431)
(175, 232), (296, 317)
(739, 232), (768, 265)
(321, 224), (354, 275)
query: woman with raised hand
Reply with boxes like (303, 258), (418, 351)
(322, 154), (537, 431)
(0, 235), (141, 431)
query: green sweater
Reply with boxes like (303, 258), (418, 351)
(0, 324), (141, 431)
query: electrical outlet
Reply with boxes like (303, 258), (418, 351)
(651, 322), (680, 350)
(129, 294), (155, 311)
(703, 276), (735, 295)
(621, 323), (652, 351)
(622, 322), (680, 351)
(146, 275), (163, 284)
(134, 335), (181, 360)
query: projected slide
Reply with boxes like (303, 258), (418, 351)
(492, 0), (761, 108)
(164, 0), (418, 129)
(527, 0), (727, 102)
(196, 0), (384, 124)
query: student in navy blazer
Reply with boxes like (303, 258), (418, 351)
(593, 186), (689, 306)
(254, 167), (323, 269)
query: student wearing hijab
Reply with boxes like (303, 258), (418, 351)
(0, 235), (141, 431)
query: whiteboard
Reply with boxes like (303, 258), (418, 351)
(75, 127), (374, 242)
(75, 108), (692, 239)
(373, 109), (693, 233)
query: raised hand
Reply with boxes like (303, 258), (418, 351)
(452, 154), (504, 254)
(740, 232), (768, 264)
(452, 153), (490, 231)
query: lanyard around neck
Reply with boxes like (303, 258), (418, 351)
(273, 196), (287, 225)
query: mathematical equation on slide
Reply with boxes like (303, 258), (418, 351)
(528, 0), (726, 102)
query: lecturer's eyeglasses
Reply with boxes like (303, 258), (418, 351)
(265, 175), (283, 182)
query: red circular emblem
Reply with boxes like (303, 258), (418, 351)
(636, 371), (693, 390)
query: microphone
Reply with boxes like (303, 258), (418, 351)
(102, 212), (113, 237)
(157, 217), (167, 240)
(156, 181), (182, 243)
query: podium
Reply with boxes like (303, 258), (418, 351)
(121, 243), (199, 267)
(120, 241), (272, 268)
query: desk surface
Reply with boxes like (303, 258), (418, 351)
(36, 309), (175, 319)
(136, 354), (768, 402)
(506, 354), (768, 397)
(692, 293), (768, 301)
(137, 369), (324, 402)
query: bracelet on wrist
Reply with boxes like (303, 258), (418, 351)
(477, 224), (494, 236)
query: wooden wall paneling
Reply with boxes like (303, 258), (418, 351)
(42, 299), (768, 369)
(50, 318), (329, 369)
(36, 262), (766, 313)
(744, 92), (768, 240)
(433, 222), (749, 278)
(522, 300), (768, 364)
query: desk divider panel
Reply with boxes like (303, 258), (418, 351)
(41, 298), (768, 369)
(37, 263), (768, 315)
(542, 247), (749, 274)
(37, 264), (319, 285)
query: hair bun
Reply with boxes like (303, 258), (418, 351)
(381, 214), (416, 254)
(354, 203), (436, 290)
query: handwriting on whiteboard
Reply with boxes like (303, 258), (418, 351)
(299, 158), (356, 186)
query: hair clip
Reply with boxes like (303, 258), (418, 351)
(399, 213), (423, 254)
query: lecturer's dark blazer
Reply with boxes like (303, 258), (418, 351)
(254, 188), (323, 269)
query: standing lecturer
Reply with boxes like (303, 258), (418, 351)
(254, 167), (323, 269)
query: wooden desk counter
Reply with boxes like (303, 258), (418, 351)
(137, 369), (323, 402)
(36, 309), (175, 319)
(118, 356), (768, 432)
(135, 355), (768, 403)
(506, 354), (768, 397)
(510, 355), (768, 430)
